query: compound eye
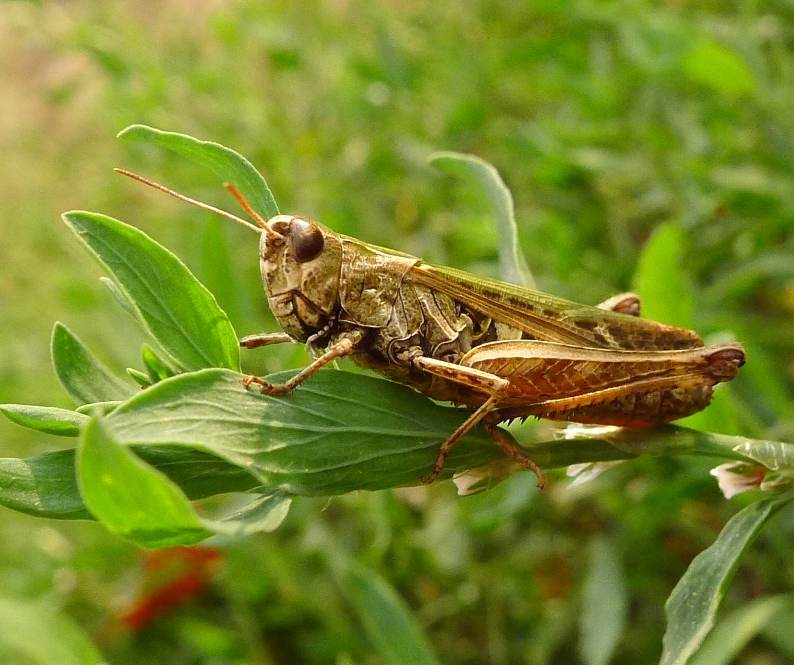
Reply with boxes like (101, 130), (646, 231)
(291, 219), (325, 263)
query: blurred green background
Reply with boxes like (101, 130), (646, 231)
(1, 1), (793, 663)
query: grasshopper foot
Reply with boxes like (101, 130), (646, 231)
(242, 374), (292, 395)
(488, 425), (546, 490)
(421, 426), (546, 490)
(420, 465), (442, 485)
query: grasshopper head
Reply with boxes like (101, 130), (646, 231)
(111, 170), (345, 343)
(260, 215), (343, 342)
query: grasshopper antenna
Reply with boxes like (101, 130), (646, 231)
(224, 183), (271, 232)
(114, 168), (275, 236)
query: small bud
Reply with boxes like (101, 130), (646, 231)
(710, 462), (766, 499)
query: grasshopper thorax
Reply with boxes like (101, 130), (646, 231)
(260, 215), (344, 343)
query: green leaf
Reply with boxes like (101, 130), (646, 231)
(681, 40), (756, 97)
(632, 223), (694, 329)
(631, 223), (743, 433)
(78, 417), (212, 547)
(0, 595), (104, 665)
(126, 367), (152, 387)
(103, 368), (509, 496)
(75, 401), (122, 416)
(552, 424), (776, 467)
(141, 344), (177, 383)
(117, 124), (279, 220)
(0, 450), (91, 519)
(661, 493), (794, 665)
(62, 211), (240, 372)
(0, 446), (263, 521)
(760, 601), (794, 660)
(51, 323), (136, 405)
(337, 558), (441, 665)
(578, 535), (628, 665)
(97, 369), (794, 498)
(429, 151), (536, 289)
(133, 447), (263, 499)
(201, 491), (292, 536)
(76, 416), (287, 542)
(0, 404), (87, 437)
(689, 594), (794, 665)
(3, 385), (790, 523)
(727, 436), (794, 474)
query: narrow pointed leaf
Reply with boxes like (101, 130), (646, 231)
(429, 151), (535, 289)
(0, 450), (90, 519)
(127, 368), (152, 387)
(689, 594), (794, 665)
(118, 124), (279, 220)
(578, 535), (628, 665)
(337, 558), (441, 665)
(0, 447), (262, 521)
(760, 601), (794, 659)
(0, 404), (87, 437)
(632, 223), (694, 329)
(661, 493), (794, 665)
(141, 344), (177, 383)
(63, 211), (240, 372)
(51, 322), (135, 405)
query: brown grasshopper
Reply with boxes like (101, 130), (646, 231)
(117, 169), (746, 488)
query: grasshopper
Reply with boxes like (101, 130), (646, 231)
(117, 169), (746, 488)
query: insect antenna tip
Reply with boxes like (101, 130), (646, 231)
(114, 168), (263, 234)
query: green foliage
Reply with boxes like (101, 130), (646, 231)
(0, 596), (104, 665)
(429, 151), (536, 289)
(78, 417), (212, 547)
(0, 450), (91, 520)
(689, 595), (794, 665)
(331, 555), (442, 665)
(51, 323), (137, 405)
(118, 125), (280, 220)
(662, 493), (794, 664)
(1, 2), (793, 664)
(578, 536), (628, 665)
(632, 223), (694, 330)
(0, 405), (87, 437)
(62, 210), (240, 372)
(2, 127), (793, 664)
